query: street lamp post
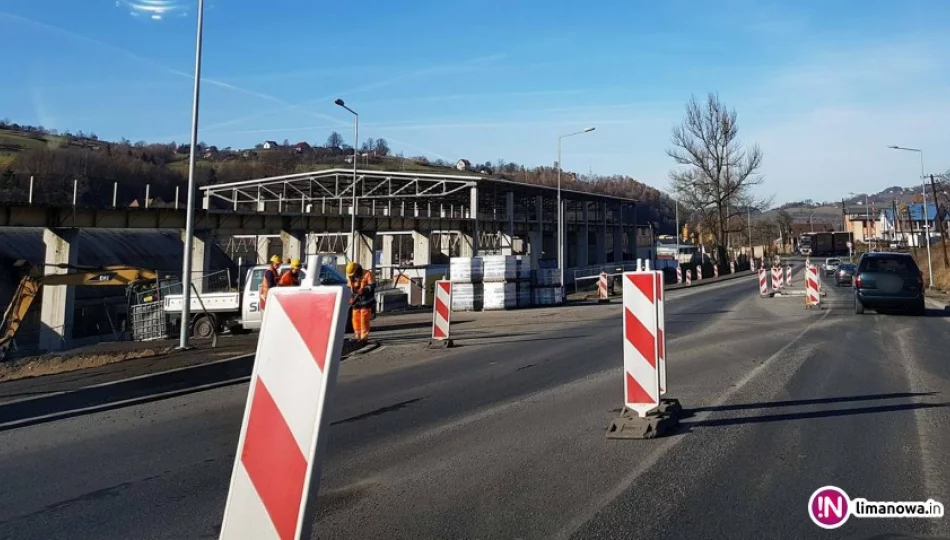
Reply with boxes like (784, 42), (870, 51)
(556, 127), (595, 288)
(336, 99), (359, 263)
(888, 145), (933, 288)
(178, 0), (204, 350)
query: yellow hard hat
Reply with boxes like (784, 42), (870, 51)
(345, 262), (359, 276)
(290, 259), (301, 269)
(269, 255), (281, 264)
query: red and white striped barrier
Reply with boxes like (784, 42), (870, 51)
(696, 265), (704, 281)
(598, 272), (610, 302)
(713, 264), (719, 279)
(758, 268), (769, 297)
(730, 260), (736, 274)
(676, 265), (682, 284)
(785, 265), (792, 286)
(685, 269), (692, 286)
(430, 280), (454, 347)
(657, 274), (666, 396)
(806, 265), (821, 308)
(220, 285), (349, 540)
(622, 272), (661, 417)
(771, 267), (783, 289)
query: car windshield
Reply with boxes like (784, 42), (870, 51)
(827, 259), (840, 265)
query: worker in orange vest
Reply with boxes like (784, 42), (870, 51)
(345, 262), (375, 343)
(278, 259), (302, 287)
(259, 255), (281, 310)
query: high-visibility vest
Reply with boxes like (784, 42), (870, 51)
(259, 267), (278, 308)
(278, 269), (300, 287)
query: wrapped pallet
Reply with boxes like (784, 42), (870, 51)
(535, 269), (562, 287)
(514, 255), (532, 281)
(483, 282), (517, 310)
(451, 282), (483, 311)
(516, 282), (533, 307)
(533, 287), (564, 306)
(450, 257), (483, 283)
(482, 255), (518, 282)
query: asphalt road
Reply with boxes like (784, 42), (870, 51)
(1, 270), (949, 540)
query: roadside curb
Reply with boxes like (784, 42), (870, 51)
(666, 270), (756, 291)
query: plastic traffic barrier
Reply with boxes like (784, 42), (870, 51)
(429, 280), (454, 348)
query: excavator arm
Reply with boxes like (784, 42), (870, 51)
(0, 266), (158, 360)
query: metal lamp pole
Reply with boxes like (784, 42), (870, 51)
(336, 99), (359, 263)
(557, 127), (595, 288)
(178, 0), (204, 350)
(888, 145), (933, 288)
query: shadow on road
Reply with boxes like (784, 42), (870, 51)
(689, 392), (938, 413)
(679, 401), (948, 430)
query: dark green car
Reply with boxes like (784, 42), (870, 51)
(853, 252), (925, 315)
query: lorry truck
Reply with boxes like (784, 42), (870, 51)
(162, 255), (373, 338)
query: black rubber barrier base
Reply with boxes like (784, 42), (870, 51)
(606, 401), (681, 439)
(428, 339), (454, 350)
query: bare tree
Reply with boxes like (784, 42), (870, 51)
(667, 93), (767, 262)
(373, 138), (390, 156)
(326, 131), (344, 148)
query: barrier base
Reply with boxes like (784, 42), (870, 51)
(657, 398), (683, 417)
(597, 298), (611, 304)
(428, 339), (454, 349)
(606, 410), (679, 439)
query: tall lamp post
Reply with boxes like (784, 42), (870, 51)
(178, 0), (205, 350)
(557, 127), (595, 288)
(888, 145), (933, 288)
(335, 99), (360, 263)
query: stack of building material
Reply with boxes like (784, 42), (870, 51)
(515, 256), (533, 307)
(482, 255), (518, 310)
(533, 268), (564, 305)
(450, 256), (484, 311)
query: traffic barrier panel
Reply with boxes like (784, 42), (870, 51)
(685, 269), (692, 286)
(622, 272), (660, 418)
(676, 265), (682, 284)
(713, 265), (719, 279)
(730, 261), (736, 274)
(429, 280), (454, 348)
(806, 266), (821, 308)
(607, 270), (680, 439)
(598, 272), (610, 303)
(220, 285), (349, 540)
(758, 268), (769, 297)
(771, 267), (783, 289)
(786, 265), (792, 286)
(697, 265), (703, 281)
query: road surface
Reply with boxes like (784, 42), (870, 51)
(1, 271), (948, 539)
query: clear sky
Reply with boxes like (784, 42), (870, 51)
(3, 0), (949, 204)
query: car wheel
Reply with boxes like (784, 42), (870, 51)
(915, 298), (926, 316)
(854, 295), (865, 315)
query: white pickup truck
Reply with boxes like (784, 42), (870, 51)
(163, 258), (368, 338)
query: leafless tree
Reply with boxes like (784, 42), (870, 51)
(326, 131), (344, 148)
(667, 93), (768, 262)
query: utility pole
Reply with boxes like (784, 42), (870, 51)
(929, 174), (949, 268)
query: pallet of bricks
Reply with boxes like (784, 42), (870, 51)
(533, 267), (563, 306)
(449, 256), (533, 311)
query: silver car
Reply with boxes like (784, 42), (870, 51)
(823, 258), (841, 276)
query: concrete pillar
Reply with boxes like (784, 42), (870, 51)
(355, 232), (375, 270)
(256, 235), (270, 264)
(184, 230), (214, 293)
(412, 231), (431, 266)
(506, 192), (515, 239)
(528, 230), (543, 270)
(613, 227), (624, 263)
(39, 228), (79, 352)
(576, 202), (590, 267)
(535, 195), (544, 224)
(458, 233), (475, 258)
(470, 186), (480, 256)
(381, 234), (395, 279)
(280, 229), (305, 262)
(594, 225), (607, 265)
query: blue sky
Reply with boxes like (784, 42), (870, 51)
(4, 0), (950, 204)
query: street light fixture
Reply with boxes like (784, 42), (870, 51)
(335, 99), (360, 263)
(178, 0), (205, 350)
(557, 127), (595, 288)
(887, 145), (933, 288)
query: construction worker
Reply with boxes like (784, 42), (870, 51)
(345, 261), (376, 343)
(259, 255), (281, 310)
(278, 259), (302, 287)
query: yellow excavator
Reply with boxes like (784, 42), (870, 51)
(0, 262), (158, 360)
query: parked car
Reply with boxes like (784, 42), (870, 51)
(835, 263), (856, 286)
(823, 258), (841, 276)
(853, 252), (925, 315)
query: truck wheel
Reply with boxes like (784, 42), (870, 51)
(193, 315), (216, 339)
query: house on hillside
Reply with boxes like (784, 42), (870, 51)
(293, 142), (312, 154)
(456, 159), (471, 171)
(262, 140), (279, 150)
(880, 203), (949, 246)
(844, 204), (878, 243)
(203, 146), (219, 159)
